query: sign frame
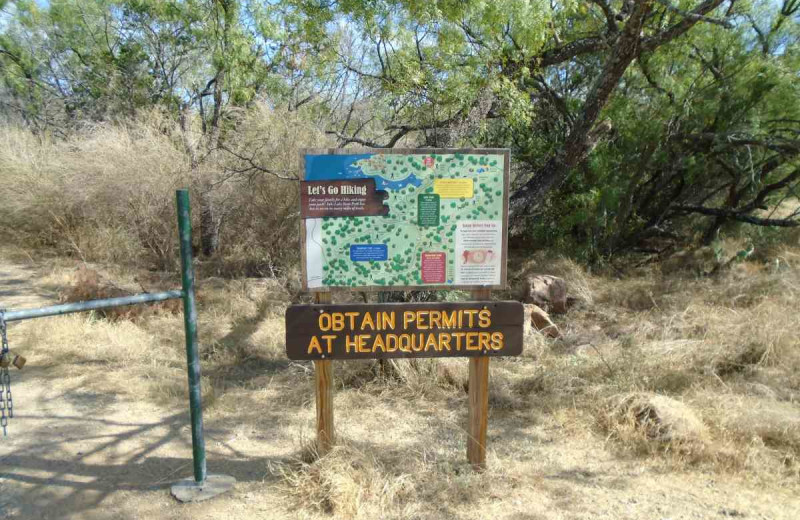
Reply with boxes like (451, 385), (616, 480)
(285, 301), (524, 361)
(299, 148), (511, 293)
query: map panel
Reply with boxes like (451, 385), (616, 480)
(301, 150), (509, 290)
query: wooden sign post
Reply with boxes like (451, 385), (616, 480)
(468, 287), (491, 469)
(313, 291), (334, 454)
(290, 148), (515, 467)
(285, 300), (524, 464)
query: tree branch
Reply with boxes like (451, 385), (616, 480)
(671, 205), (800, 227)
(653, 0), (733, 28)
(742, 167), (800, 213)
(534, 37), (607, 68)
(326, 126), (415, 148)
(591, 0), (619, 34)
(641, 0), (728, 52)
(510, 0), (654, 220)
(216, 143), (297, 181)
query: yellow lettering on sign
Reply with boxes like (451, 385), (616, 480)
(357, 335), (371, 353)
(429, 310), (442, 329)
(307, 336), (323, 355)
(380, 311), (396, 330)
(478, 309), (491, 328)
(441, 311), (456, 329)
(478, 332), (491, 351)
(424, 334), (438, 352)
(345, 312), (360, 329)
(416, 311), (428, 330)
(345, 335), (357, 353)
(490, 332), (504, 350)
(403, 311), (415, 329)
(463, 310), (477, 327)
(310, 307), (510, 357)
(386, 334), (399, 352)
(322, 335), (336, 354)
(466, 332), (480, 350)
(318, 313), (331, 331)
(360, 312), (375, 331)
(434, 178), (474, 198)
(331, 313), (345, 331)
(398, 334), (412, 352)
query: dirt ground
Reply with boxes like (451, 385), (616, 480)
(1, 258), (799, 520)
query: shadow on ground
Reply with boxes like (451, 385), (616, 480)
(0, 410), (287, 519)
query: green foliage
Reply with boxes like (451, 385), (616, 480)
(1, 0), (798, 264)
(512, 2), (800, 257)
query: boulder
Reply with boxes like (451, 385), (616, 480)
(607, 393), (708, 443)
(521, 275), (568, 314)
(528, 304), (560, 338)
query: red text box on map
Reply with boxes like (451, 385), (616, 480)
(421, 252), (446, 283)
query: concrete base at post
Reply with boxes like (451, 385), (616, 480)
(170, 474), (236, 503)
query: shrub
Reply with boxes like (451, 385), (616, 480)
(0, 104), (330, 275)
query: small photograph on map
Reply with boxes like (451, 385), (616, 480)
(461, 249), (495, 265)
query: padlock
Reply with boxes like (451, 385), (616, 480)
(11, 352), (26, 370)
(0, 353), (9, 368)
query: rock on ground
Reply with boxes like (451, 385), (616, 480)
(527, 304), (561, 338)
(608, 392), (708, 443)
(520, 275), (568, 314)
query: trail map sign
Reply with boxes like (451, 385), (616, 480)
(285, 302), (524, 360)
(291, 148), (515, 469)
(300, 149), (510, 291)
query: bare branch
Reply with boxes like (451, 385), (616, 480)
(654, 0), (733, 28)
(326, 127), (415, 148)
(742, 167), (800, 213)
(671, 205), (800, 227)
(641, 0), (727, 52)
(674, 133), (800, 154)
(216, 143), (298, 181)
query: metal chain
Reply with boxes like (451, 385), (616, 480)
(0, 310), (11, 436)
(3, 366), (11, 417)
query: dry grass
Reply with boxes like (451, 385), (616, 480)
(598, 392), (711, 465)
(12, 258), (293, 409)
(2, 238), (800, 517)
(0, 106), (330, 275)
(0, 113), (188, 267)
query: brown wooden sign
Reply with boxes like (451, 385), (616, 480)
(285, 301), (523, 360)
(300, 178), (389, 218)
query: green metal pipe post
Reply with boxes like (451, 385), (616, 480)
(3, 291), (182, 322)
(176, 189), (207, 483)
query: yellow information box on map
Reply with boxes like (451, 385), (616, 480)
(433, 178), (474, 198)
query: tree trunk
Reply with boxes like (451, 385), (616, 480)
(199, 187), (221, 257)
(509, 0), (653, 223)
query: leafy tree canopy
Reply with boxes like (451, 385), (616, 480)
(1, 0), (798, 259)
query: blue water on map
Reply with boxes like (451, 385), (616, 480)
(305, 153), (422, 191)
